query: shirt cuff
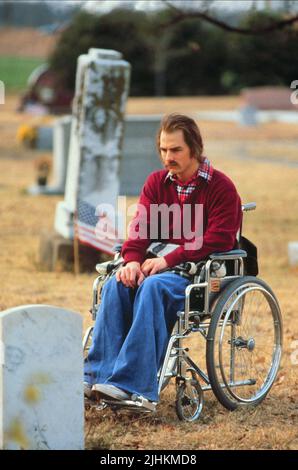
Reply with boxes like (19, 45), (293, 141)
(164, 247), (186, 267)
(123, 251), (145, 265)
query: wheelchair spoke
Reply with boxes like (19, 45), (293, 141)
(225, 288), (279, 401)
(175, 369), (204, 422)
(207, 277), (282, 409)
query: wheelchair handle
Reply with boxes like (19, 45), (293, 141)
(113, 243), (123, 253)
(242, 202), (256, 212)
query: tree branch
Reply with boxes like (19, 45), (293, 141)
(162, 1), (298, 35)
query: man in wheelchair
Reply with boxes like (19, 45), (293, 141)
(84, 113), (244, 406)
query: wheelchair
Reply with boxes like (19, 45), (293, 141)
(83, 202), (283, 422)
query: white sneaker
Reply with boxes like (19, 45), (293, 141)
(92, 384), (131, 401)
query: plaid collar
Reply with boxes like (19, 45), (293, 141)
(165, 157), (213, 186)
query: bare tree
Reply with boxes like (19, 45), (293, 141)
(162, 0), (298, 35)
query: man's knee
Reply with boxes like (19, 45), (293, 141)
(138, 273), (189, 302)
(138, 274), (166, 295)
(102, 274), (134, 304)
(102, 274), (124, 296)
(102, 274), (116, 292)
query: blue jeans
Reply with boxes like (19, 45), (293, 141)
(84, 272), (190, 402)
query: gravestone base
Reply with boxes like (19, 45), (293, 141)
(39, 230), (111, 272)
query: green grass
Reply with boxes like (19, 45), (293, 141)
(0, 55), (45, 92)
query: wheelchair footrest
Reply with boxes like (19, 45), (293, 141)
(101, 396), (157, 413)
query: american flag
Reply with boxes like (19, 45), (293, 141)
(75, 199), (119, 255)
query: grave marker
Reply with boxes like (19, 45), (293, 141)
(0, 305), (83, 450)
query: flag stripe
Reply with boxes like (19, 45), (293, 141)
(77, 228), (115, 250)
(76, 198), (119, 254)
(77, 229), (114, 247)
(78, 221), (118, 243)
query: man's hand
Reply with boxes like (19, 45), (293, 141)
(116, 261), (145, 288)
(141, 257), (168, 277)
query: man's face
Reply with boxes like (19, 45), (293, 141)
(159, 130), (198, 182)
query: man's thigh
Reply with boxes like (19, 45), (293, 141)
(140, 272), (190, 294)
(137, 272), (190, 321)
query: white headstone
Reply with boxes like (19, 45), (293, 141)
(55, 48), (131, 248)
(0, 305), (84, 450)
(50, 115), (72, 193)
(27, 116), (72, 196)
(288, 242), (298, 266)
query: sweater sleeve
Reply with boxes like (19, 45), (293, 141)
(164, 179), (242, 267)
(121, 173), (157, 265)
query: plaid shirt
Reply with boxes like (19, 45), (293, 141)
(166, 157), (214, 203)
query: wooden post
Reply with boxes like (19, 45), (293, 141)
(73, 211), (80, 275)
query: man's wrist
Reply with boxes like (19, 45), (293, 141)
(125, 261), (141, 268)
(123, 252), (144, 265)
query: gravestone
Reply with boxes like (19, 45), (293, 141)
(120, 115), (163, 196)
(28, 116), (72, 196)
(39, 48), (130, 271)
(0, 305), (83, 450)
(55, 48), (130, 247)
(288, 242), (298, 267)
(50, 115), (72, 194)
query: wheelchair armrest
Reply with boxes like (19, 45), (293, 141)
(96, 257), (124, 275)
(209, 249), (247, 261)
(113, 243), (123, 253)
(242, 202), (256, 212)
(112, 243), (124, 261)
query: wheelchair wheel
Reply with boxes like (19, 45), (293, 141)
(206, 276), (282, 411)
(176, 369), (203, 422)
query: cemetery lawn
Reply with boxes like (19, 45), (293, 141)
(0, 94), (298, 450)
(0, 56), (45, 92)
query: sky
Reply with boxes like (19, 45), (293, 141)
(80, 0), (294, 14)
(41, 0), (297, 14)
(40, 0), (298, 14)
(82, 1), (256, 13)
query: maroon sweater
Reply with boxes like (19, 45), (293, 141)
(122, 168), (242, 268)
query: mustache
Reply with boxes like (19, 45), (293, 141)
(166, 161), (179, 167)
